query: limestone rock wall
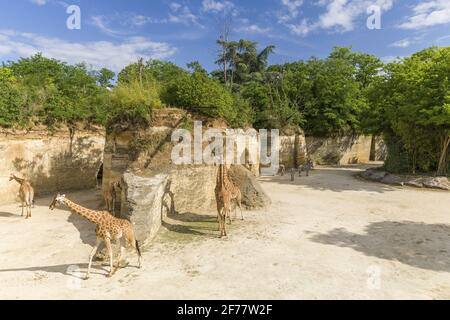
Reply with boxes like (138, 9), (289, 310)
(279, 134), (308, 168)
(104, 109), (270, 244)
(370, 136), (387, 161)
(305, 135), (372, 165)
(0, 128), (105, 205)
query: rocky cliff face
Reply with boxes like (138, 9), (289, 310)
(306, 135), (372, 165)
(104, 109), (271, 244)
(0, 127), (105, 205)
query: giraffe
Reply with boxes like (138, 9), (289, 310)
(49, 193), (141, 279)
(103, 181), (121, 216)
(222, 165), (243, 223)
(215, 164), (232, 238)
(277, 164), (286, 176)
(9, 174), (34, 219)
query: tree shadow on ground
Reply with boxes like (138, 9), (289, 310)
(0, 211), (21, 218)
(161, 212), (218, 239)
(0, 263), (107, 278)
(309, 221), (450, 272)
(260, 166), (396, 193)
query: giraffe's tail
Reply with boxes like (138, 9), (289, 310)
(135, 240), (141, 257)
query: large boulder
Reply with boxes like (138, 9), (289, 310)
(228, 165), (271, 209)
(360, 168), (387, 182)
(404, 178), (424, 188)
(120, 171), (170, 245)
(381, 174), (405, 186)
(422, 177), (450, 191)
(119, 164), (271, 245)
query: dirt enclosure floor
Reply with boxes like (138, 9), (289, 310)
(1, 164), (450, 300)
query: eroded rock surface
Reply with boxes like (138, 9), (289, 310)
(228, 165), (271, 209)
(360, 168), (450, 191)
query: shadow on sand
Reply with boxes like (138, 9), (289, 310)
(161, 212), (219, 239)
(260, 166), (396, 193)
(309, 221), (450, 272)
(0, 263), (108, 278)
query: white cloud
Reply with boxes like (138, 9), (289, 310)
(0, 30), (176, 71)
(91, 16), (128, 37)
(399, 0), (450, 29)
(317, 0), (394, 32)
(92, 4), (203, 32)
(277, 0), (304, 23)
(202, 0), (235, 13)
(390, 38), (416, 48)
(282, 0), (394, 36)
(281, 0), (304, 12)
(435, 34), (450, 44)
(286, 19), (312, 36)
(30, 0), (47, 5)
(236, 24), (271, 34)
(168, 4), (203, 27)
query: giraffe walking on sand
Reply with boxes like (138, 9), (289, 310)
(49, 193), (141, 279)
(9, 174), (34, 219)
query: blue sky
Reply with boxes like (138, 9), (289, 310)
(0, 0), (449, 72)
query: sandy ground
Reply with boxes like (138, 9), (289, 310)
(1, 164), (450, 300)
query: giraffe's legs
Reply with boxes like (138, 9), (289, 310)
(25, 202), (31, 219)
(21, 201), (24, 217)
(115, 242), (125, 271)
(85, 238), (101, 280)
(104, 238), (114, 277)
(223, 211), (228, 237)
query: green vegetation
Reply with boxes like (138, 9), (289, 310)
(0, 54), (110, 128)
(368, 47), (450, 176)
(0, 43), (448, 176)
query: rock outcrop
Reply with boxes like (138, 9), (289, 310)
(306, 135), (372, 165)
(104, 109), (272, 244)
(228, 165), (271, 209)
(121, 172), (170, 244)
(0, 126), (105, 205)
(360, 168), (450, 191)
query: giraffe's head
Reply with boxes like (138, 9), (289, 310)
(9, 174), (17, 181)
(49, 193), (66, 210)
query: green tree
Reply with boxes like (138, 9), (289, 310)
(93, 68), (115, 88)
(372, 47), (450, 175)
(0, 67), (25, 127)
(164, 70), (236, 122)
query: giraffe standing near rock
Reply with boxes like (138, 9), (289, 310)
(103, 181), (121, 216)
(215, 164), (232, 238)
(49, 193), (141, 279)
(9, 174), (34, 219)
(222, 165), (243, 223)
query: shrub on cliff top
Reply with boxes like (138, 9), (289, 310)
(107, 80), (162, 129)
(163, 70), (236, 123)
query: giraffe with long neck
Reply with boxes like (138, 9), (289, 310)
(49, 194), (141, 279)
(9, 174), (34, 219)
(215, 164), (232, 237)
(222, 165), (243, 223)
